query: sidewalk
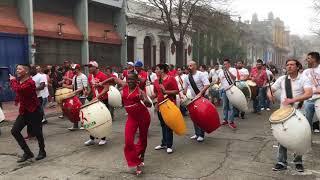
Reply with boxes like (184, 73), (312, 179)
(1, 101), (61, 121)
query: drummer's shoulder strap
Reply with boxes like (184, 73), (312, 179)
(285, 75), (303, 109)
(188, 73), (200, 95)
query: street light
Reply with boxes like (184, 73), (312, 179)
(104, 30), (111, 40)
(57, 23), (65, 36)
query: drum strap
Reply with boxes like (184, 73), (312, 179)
(188, 74), (200, 95)
(223, 70), (233, 85)
(285, 75), (303, 109)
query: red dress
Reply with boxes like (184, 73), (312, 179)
(122, 85), (150, 167)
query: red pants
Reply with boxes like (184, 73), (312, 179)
(124, 103), (151, 167)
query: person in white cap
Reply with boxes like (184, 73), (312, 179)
(84, 61), (111, 146)
(122, 62), (135, 81)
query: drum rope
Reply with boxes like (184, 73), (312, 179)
(223, 69), (234, 86)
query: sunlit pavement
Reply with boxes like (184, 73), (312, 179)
(1, 105), (320, 180)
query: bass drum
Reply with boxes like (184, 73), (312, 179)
(146, 84), (155, 98)
(186, 97), (220, 133)
(315, 97), (320, 121)
(107, 86), (122, 107)
(158, 99), (186, 135)
(62, 95), (82, 123)
(80, 100), (112, 138)
(55, 88), (73, 104)
(226, 85), (248, 112)
(269, 107), (311, 154)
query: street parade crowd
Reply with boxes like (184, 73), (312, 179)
(0, 51), (320, 176)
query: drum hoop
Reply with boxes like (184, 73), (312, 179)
(269, 108), (296, 123)
(246, 80), (257, 86)
(225, 84), (234, 91)
(158, 98), (169, 106)
(80, 99), (100, 109)
(312, 95), (320, 101)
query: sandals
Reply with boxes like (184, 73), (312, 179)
(135, 166), (142, 176)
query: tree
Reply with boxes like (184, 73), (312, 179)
(146, 0), (228, 66)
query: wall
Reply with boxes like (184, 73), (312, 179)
(89, 43), (121, 66)
(88, 2), (113, 24)
(33, 0), (76, 17)
(0, 0), (16, 7)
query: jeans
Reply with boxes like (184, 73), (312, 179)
(158, 111), (173, 148)
(260, 87), (270, 109)
(304, 100), (316, 128)
(253, 87), (263, 112)
(11, 107), (45, 154)
(193, 123), (205, 138)
(221, 90), (234, 122)
(277, 144), (302, 166)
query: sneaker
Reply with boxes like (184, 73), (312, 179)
(58, 115), (64, 119)
(17, 152), (34, 163)
(229, 122), (237, 129)
(295, 164), (304, 172)
(42, 119), (48, 124)
(222, 121), (228, 125)
(261, 108), (265, 111)
(84, 139), (95, 146)
(136, 166), (142, 176)
(197, 136), (204, 142)
(98, 140), (107, 146)
(272, 163), (287, 171)
(35, 149), (46, 161)
(154, 145), (166, 150)
(314, 129), (320, 133)
(80, 127), (85, 130)
(68, 127), (79, 131)
(166, 148), (173, 154)
(190, 135), (197, 139)
(266, 108), (271, 111)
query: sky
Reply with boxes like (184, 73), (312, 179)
(229, 0), (316, 36)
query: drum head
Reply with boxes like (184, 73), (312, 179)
(80, 99), (99, 109)
(158, 99), (169, 106)
(247, 80), (256, 86)
(269, 107), (295, 123)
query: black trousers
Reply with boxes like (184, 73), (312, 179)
(11, 107), (45, 153)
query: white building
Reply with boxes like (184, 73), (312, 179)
(126, 0), (192, 67)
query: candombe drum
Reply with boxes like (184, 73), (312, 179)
(158, 99), (186, 135)
(55, 87), (73, 104)
(79, 100), (112, 138)
(107, 86), (122, 107)
(226, 85), (248, 112)
(146, 83), (155, 98)
(246, 80), (257, 100)
(62, 95), (82, 123)
(183, 97), (220, 133)
(269, 106), (311, 154)
(235, 81), (251, 100)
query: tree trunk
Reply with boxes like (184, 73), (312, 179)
(175, 40), (184, 66)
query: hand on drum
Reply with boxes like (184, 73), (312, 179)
(9, 74), (15, 81)
(283, 98), (295, 106)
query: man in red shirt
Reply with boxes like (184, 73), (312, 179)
(168, 64), (177, 76)
(152, 64), (179, 154)
(10, 64), (46, 163)
(85, 61), (112, 146)
(250, 59), (268, 114)
(134, 60), (148, 91)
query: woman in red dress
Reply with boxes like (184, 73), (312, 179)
(100, 71), (151, 175)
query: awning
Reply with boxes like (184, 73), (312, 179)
(88, 21), (121, 45)
(0, 6), (27, 35)
(34, 12), (83, 41)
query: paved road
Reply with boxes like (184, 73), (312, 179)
(0, 106), (320, 180)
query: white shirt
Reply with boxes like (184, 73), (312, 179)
(32, 73), (49, 98)
(183, 71), (210, 98)
(209, 69), (222, 83)
(272, 73), (313, 108)
(147, 72), (157, 83)
(72, 73), (88, 91)
(218, 68), (237, 90)
(112, 72), (119, 78)
(302, 65), (320, 100)
(235, 68), (249, 81)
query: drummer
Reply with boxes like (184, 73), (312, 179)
(249, 59), (268, 114)
(59, 60), (74, 119)
(234, 60), (249, 119)
(209, 63), (222, 106)
(176, 67), (188, 116)
(134, 60), (148, 91)
(152, 64), (179, 154)
(183, 61), (210, 142)
(267, 59), (312, 172)
(84, 61), (111, 146)
(63, 64), (88, 131)
(99, 72), (152, 176)
(218, 59), (237, 129)
(302, 52), (320, 133)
